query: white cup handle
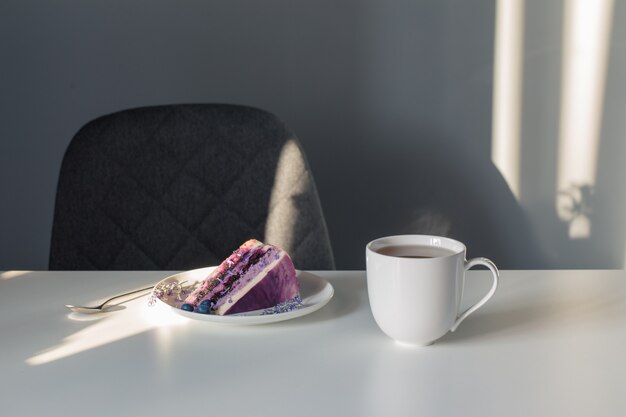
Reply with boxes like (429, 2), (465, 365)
(450, 257), (499, 332)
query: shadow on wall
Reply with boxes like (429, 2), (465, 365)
(329, 137), (547, 270)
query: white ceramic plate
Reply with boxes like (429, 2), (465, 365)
(152, 267), (334, 325)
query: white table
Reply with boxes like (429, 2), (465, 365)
(1, 269), (625, 417)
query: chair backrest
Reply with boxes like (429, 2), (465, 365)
(49, 104), (334, 270)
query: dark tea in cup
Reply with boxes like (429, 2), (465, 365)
(374, 244), (456, 259)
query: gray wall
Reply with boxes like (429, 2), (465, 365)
(1, 0), (625, 270)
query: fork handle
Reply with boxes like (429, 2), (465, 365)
(101, 286), (154, 307)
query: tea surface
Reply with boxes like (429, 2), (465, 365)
(375, 244), (456, 259)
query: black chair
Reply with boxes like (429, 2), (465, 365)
(49, 104), (334, 270)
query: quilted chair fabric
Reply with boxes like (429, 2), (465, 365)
(49, 104), (335, 270)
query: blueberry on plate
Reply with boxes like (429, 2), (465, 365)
(181, 303), (194, 312)
(196, 299), (213, 314)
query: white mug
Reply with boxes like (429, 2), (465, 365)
(366, 235), (499, 346)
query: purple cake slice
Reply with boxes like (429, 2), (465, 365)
(183, 239), (299, 315)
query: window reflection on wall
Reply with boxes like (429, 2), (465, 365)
(556, 0), (613, 239)
(491, 0), (616, 265)
(491, 0), (525, 200)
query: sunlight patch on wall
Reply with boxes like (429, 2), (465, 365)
(556, 0), (614, 239)
(491, 0), (525, 200)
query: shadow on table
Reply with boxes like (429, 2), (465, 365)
(438, 287), (626, 345)
(438, 305), (553, 344)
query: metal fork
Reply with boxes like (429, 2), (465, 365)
(65, 285), (154, 314)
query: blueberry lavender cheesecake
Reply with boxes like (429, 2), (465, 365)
(181, 239), (300, 315)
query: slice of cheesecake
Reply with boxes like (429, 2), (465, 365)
(182, 239), (299, 315)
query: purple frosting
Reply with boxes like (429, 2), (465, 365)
(222, 254), (299, 314)
(183, 239), (299, 315)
